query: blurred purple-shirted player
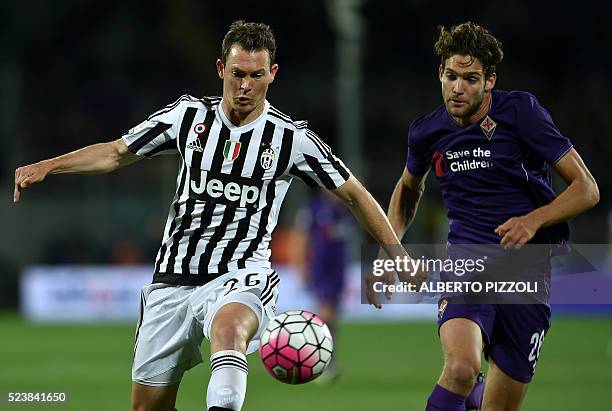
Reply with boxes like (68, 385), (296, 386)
(380, 23), (599, 411)
(293, 190), (353, 379)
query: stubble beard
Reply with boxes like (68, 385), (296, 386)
(446, 91), (484, 120)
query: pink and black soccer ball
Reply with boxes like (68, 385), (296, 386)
(259, 310), (333, 384)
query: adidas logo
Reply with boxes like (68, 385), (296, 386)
(187, 138), (203, 152)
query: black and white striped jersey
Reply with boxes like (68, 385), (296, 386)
(122, 95), (351, 285)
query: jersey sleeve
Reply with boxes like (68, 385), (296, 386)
(289, 129), (352, 189)
(405, 122), (431, 176)
(121, 96), (185, 158)
(516, 93), (573, 164)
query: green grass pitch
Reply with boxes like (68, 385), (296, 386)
(1, 312), (610, 410)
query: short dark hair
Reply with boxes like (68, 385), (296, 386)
(221, 20), (277, 66)
(434, 22), (503, 77)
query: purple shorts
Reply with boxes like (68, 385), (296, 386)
(437, 300), (551, 383)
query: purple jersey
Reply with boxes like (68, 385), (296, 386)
(407, 90), (573, 244)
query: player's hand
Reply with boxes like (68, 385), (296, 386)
(14, 161), (50, 203)
(397, 263), (427, 290)
(495, 214), (541, 249)
(364, 268), (395, 309)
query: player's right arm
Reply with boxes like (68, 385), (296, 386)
(14, 95), (188, 203)
(13, 139), (140, 203)
(389, 118), (431, 239)
(387, 167), (428, 240)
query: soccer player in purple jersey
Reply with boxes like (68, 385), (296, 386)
(293, 190), (354, 380)
(378, 22), (599, 410)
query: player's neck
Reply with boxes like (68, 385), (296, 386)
(452, 92), (492, 127)
(221, 100), (265, 128)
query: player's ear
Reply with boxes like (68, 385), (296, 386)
(269, 63), (279, 83)
(216, 59), (225, 79)
(485, 72), (497, 92)
(438, 64), (445, 81)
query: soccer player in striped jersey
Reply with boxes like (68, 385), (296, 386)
(14, 21), (408, 411)
(379, 22), (599, 410)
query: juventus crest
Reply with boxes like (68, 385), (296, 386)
(260, 148), (275, 170)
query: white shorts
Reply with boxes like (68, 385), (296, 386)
(132, 268), (279, 386)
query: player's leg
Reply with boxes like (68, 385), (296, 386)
(427, 300), (498, 411)
(317, 301), (338, 338)
(438, 318), (483, 393)
(311, 266), (343, 373)
(481, 303), (550, 411)
(481, 358), (528, 411)
(131, 284), (204, 411)
(210, 302), (259, 353)
(201, 270), (279, 410)
(313, 300), (340, 383)
(206, 302), (259, 411)
(466, 372), (485, 410)
(427, 318), (483, 411)
(131, 382), (180, 411)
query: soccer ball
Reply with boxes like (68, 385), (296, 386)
(259, 310), (333, 384)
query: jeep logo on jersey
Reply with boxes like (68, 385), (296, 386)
(223, 140), (241, 161)
(260, 148), (275, 170)
(189, 169), (260, 208)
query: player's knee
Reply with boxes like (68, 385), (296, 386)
(132, 397), (178, 411)
(131, 394), (152, 411)
(131, 398), (143, 411)
(211, 318), (252, 351)
(444, 358), (481, 388)
(131, 383), (178, 411)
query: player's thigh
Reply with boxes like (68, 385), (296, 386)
(198, 270), (279, 354)
(210, 301), (260, 353)
(440, 317), (484, 367)
(438, 318), (484, 394)
(133, 284), (203, 387)
(482, 357), (528, 411)
(131, 381), (180, 411)
(487, 304), (550, 383)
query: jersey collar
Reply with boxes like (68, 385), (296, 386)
(218, 99), (270, 131)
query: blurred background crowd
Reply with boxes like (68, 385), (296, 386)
(2, 0), (610, 307)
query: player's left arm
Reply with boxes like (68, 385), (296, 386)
(332, 176), (426, 307)
(495, 148), (599, 248)
(333, 176), (404, 250)
(292, 129), (419, 307)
